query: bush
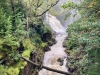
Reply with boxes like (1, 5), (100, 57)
(66, 19), (100, 75)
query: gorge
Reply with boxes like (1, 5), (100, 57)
(38, 0), (81, 74)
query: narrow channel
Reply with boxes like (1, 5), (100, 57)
(39, 14), (68, 75)
(38, 0), (81, 74)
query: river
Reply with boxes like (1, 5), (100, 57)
(38, 0), (81, 74)
(39, 14), (68, 75)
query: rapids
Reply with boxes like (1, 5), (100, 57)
(38, 13), (68, 75)
(39, 0), (81, 74)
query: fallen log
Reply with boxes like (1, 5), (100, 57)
(21, 56), (76, 75)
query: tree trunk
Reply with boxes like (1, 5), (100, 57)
(21, 56), (76, 75)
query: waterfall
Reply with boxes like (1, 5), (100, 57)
(39, 14), (68, 75)
(44, 13), (66, 33)
(38, 0), (82, 75)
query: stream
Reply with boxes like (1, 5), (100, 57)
(38, 1), (81, 74)
(38, 14), (68, 75)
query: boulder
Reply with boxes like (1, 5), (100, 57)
(43, 45), (50, 52)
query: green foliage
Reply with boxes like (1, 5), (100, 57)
(22, 0), (58, 17)
(61, 0), (79, 9)
(22, 38), (34, 58)
(28, 17), (52, 48)
(0, 0), (28, 75)
(0, 0), (55, 75)
(80, 0), (100, 18)
(66, 20), (100, 75)
(62, 0), (100, 18)
(62, 0), (100, 74)
(0, 8), (12, 36)
(61, 0), (80, 20)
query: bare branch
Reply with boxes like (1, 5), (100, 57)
(34, 0), (59, 17)
(35, 0), (43, 10)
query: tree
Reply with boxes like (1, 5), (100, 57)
(0, 0), (59, 75)
(62, 0), (100, 75)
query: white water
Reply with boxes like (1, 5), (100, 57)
(44, 13), (66, 33)
(39, 0), (81, 74)
(39, 34), (68, 75)
(39, 13), (68, 75)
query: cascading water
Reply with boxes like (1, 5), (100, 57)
(44, 13), (66, 33)
(38, 13), (68, 75)
(39, 0), (82, 75)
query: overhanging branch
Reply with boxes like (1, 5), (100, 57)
(34, 0), (59, 17)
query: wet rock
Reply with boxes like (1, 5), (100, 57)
(42, 32), (52, 42)
(63, 40), (68, 47)
(64, 36), (69, 40)
(60, 58), (64, 66)
(47, 41), (54, 46)
(53, 31), (58, 37)
(57, 58), (63, 66)
(63, 37), (69, 48)
(57, 57), (67, 66)
(43, 45), (50, 52)
(65, 49), (73, 56)
(52, 38), (57, 44)
(47, 38), (57, 46)
(68, 66), (78, 73)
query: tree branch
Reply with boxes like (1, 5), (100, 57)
(21, 56), (76, 75)
(35, 0), (43, 10)
(34, 0), (59, 17)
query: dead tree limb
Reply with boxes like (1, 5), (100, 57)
(34, 0), (59, 17)
(21, 56), (76, 75)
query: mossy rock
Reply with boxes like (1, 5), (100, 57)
(41, 32), (52, 42)
(63, 36), (69, 47)
(65, 49), (74, 56)
(47, 39), (56, 46)
(63, 41), (68, 47)
(43, 44), (50, 52)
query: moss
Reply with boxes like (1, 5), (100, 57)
(63, 40), (68, 47)
(0, 52), (5, 59)
(6, 67), (19, 75)
(23, 38), (34, 50)
(0, 65), (20, 75)
(22, 38), (35, 57)
(0, 65), (7, 75)
(41, 42), (47, 48)
(0, 38), (35, 75)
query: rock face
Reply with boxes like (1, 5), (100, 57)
(47, 38), (57, 46)
(41, 31), (57, 46)
(42, 32), (52, 42)
(43, 45), (50, 52)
